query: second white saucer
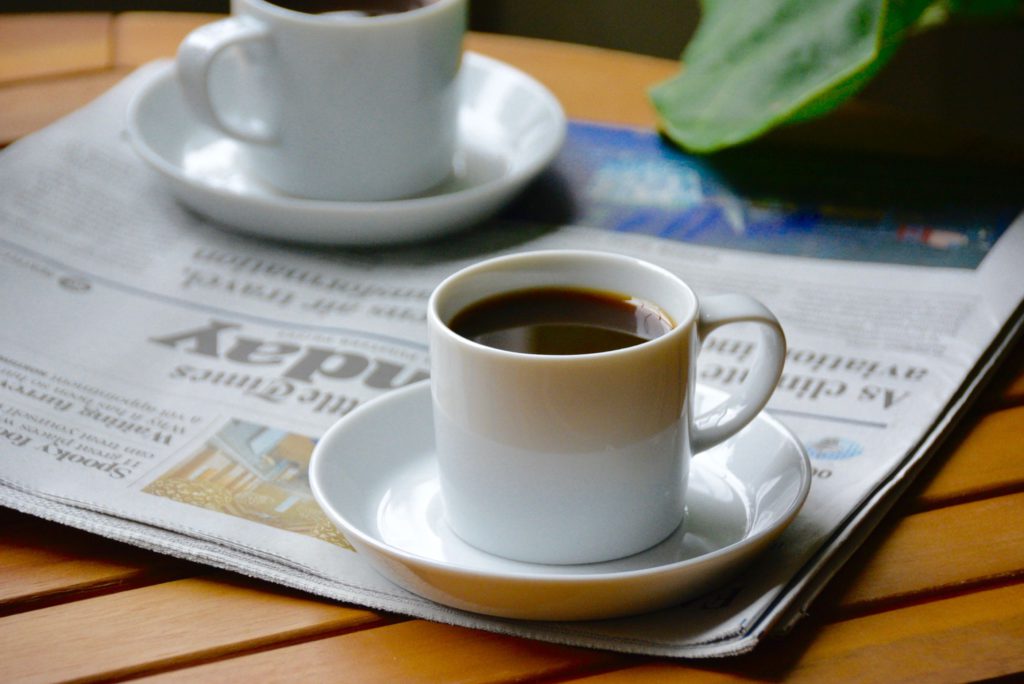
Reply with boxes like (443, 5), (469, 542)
(127, 54), (566, 245)
(310, 382), (810, 621)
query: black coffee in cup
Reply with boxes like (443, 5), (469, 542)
(449, 287), (675, 355)
(270, 0), (431, 15)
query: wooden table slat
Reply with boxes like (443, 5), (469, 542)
(916, 406), (1024, 508)
(0, 514), (193, 614)
(140, 619), (619, 684)
(464, 32), (678, 128)
(113, 12), (222, 69)
(565, 580), (1024, 683)
(0, 575), (388, 684)
(0, 13), (112, 85)
(0, 68), (131, 146)
(827, 490), (1024, 614)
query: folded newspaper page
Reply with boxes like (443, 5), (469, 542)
(1, 62), (1021, 657)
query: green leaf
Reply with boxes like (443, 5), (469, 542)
(650, 0), (935, 153)
(787, 0), (933, 124)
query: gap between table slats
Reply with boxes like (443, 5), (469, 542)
(0, 573), (397, 684)
(559, 580), (1024, 684)
(0, 512), (199, 616)
(1, 392), (1020, 680)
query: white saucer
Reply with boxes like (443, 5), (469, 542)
(126, 54), (566, 245)
(310, 382), (810, 621)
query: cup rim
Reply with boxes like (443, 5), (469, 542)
(239, 0), (464, 26)
(428, 249), (699, 360)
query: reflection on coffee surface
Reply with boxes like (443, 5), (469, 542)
(269, 0), (431, 15)
(449, 287), (675, 355)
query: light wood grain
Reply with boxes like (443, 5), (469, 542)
(569, 581), (1024, 683)
(113, 12), (222, 68)
(0, 13), (111, 85)
(829, 492), (1024, 612)
(0, 68), (130, 146)
(0, 575), (387, 683)
(0, 515), (191, 614)
(918, 407), (1024, 507)
(141, 619), (619, 684)
(465, 32), (678, 128)
(793, 586), (1024, 684)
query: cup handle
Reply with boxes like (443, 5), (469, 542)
(691, 293), (786, 453)
(176, 16), (276, 144)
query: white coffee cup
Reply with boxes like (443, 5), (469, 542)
(176, 0), (465, 201)
(427, 250), (787, 565)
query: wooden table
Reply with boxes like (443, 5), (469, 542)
(2, 12), (1022, 683)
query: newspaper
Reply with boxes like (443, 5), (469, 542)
(1, 62), (1022, 658)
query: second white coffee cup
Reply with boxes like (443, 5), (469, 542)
(427, 250), (787, 565)
(176, 0), (465, 201)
